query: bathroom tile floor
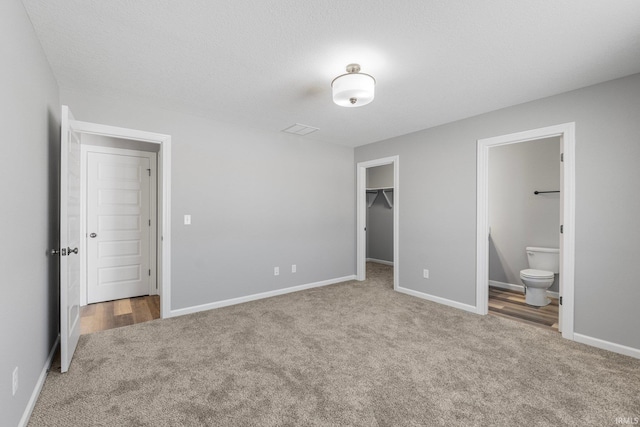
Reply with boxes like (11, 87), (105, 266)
(489, 287), (559, 332)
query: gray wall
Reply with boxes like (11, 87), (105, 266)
(355, 73), (640, 350)
(367, 164), (393, 189)
(489, 137), (560, 291)
(0, 1), (60, 425)
(60, 89), (355, 311)
(366, 165), (394, 262)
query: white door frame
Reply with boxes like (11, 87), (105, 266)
(476, 123), (575, 340)
(80, 145), (158, 305)
(69, 118), (172, 319)
(356, 156), (399, 289)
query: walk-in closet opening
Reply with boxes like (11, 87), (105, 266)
(356, 156), (399, 289)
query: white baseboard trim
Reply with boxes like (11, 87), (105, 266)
(573, 333), (640, 360)
(20, 335), (59, 427)
(489, 280), (559, 299)
(489, 280), (523, 293)
(366, 258), (394, 266)
(169, 275), (357, 318)
(396, 286), (478, 314)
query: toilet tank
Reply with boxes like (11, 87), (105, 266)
(526, 247), (559, 273)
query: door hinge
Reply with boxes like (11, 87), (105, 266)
(147, 168), (151, 176)
(561, 153), (564, 162)
(149, 219), (151, 226)
(149, 269), (151, 276)
(560, 224), (563, 234)
(560, 296), (563, 305)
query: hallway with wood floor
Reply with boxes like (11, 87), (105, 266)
(80, 295), (160, 335)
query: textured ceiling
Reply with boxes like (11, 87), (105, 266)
(21, 0), (640, 147)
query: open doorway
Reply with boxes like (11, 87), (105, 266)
(79, 137), (161, 334)
(487, 137), (561, 331)
(59, 106), (172, 371)
(69, 118), (172, 320)
(356, 156), (399, 289)
(476, 123), (575, 341)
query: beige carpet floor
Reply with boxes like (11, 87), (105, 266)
(29, 263), (639, 426)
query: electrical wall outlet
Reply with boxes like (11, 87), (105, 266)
(184, 214), (191, 225)
(291, 264), (296, 273)
(423, 269), (429, 279)
(12, 367), (18, 396)
(274, 267), (279, 276)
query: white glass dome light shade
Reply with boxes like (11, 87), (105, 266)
(331, 64), (376, 107)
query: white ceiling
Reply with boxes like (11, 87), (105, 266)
(21, 0), (640, 147)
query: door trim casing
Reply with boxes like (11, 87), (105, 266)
(70, 119), (172, 319)
(476, 123), (575, 340)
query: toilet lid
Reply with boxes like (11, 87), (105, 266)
(520, 269), (554, 279)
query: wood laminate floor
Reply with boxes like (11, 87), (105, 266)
(80, 295), (160, 335)
(489, 287), (559, 332)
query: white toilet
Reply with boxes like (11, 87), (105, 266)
(519, 247), (559, 306)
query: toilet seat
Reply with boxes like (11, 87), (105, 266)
(520, 268), (554, 279)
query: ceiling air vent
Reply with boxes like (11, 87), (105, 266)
(282, 123), (319, 136)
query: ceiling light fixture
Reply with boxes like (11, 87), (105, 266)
(331, 63), (375, 107)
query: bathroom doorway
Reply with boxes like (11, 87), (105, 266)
(476, 123), (576, 341)
(487, 137), (561, 331)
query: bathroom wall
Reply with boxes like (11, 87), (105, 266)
(366, 165), (394, 263)
(488, 137), (561, 292)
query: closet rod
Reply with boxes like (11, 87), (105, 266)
(534, 190), (560, 195)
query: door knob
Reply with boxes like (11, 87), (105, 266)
(50, 249), (60, 256)
(90, 233), (97, 238)
(67, 247), (79, 255)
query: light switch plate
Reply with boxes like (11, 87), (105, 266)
(184, 215), (191, 225)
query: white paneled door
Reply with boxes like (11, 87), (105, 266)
(86, 151), (154, 303)
(60, 106), (82, 373)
